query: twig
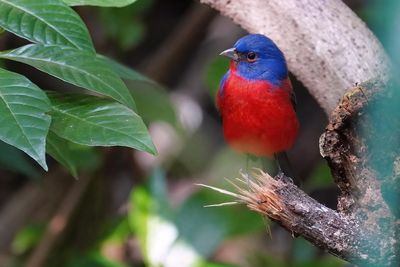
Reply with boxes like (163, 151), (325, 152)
(143, 2), (216, 84)
(25, 174), (93, 267)
(0, 169), (72, 253)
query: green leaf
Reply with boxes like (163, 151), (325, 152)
(127, 80), (177, 125)
(0, 0), (94, 52)
(48, 93), (156, 154)
(129, 170), (232, 267)
(12, 223), (45, 255)
(101, 218), (131, 244)
(293, 257), (346, 267)
(0, 68), (50, 170)
(66, 253), (129, 267)
(205, 57), (229, 98)
(292, 238), (317, 263)
(46, 131), (78, 177)
(46, 131), (99, 177)
(247, 252), (286, 267)
(174, 192), (228, 258)
(98, 55), (152, 82)
(191, 189), (265, 237)
(195, 262), (238, 267)
(129, 169), (175, 265)
(99, 57), (178, 125)
(97, 4), (148, 51)
(0, 44), (136, 110)
(129, 187), (151, 262)
(63, 0), (137, 7)
(0, 140), (40, 177)
(305, 161), (334, 191)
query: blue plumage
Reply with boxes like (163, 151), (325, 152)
(233, 34), (288, 86)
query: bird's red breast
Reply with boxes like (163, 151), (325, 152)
(217, 63), (299, 156)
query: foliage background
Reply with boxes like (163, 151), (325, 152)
(0, 0), (396, 266)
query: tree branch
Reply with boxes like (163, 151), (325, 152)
(319, 81), (400, 265)
(229, 170), (376, 265)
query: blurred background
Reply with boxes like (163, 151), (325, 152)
(0, 0), (397, 266)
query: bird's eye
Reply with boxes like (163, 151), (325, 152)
(247, 52), (257, 62)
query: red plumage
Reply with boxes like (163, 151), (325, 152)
(217, 63), (299, 156)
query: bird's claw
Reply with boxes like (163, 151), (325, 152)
(275, 171), (294, 184)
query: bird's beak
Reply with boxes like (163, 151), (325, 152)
(219, 48), (239, 61)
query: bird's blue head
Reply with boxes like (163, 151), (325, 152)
(220, 34), (288, 85)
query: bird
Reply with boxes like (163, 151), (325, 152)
(217, 34), (299, 178)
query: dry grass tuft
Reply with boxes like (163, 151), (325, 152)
(197, 169), (289, 221)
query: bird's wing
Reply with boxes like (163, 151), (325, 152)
(216, 72), (229, 112)
(290, 90), (297, 111)
(282, 78), (297, 111)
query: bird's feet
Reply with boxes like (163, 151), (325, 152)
(275, 170), (294, 184)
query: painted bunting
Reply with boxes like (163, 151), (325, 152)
(217, 34), (299, 175)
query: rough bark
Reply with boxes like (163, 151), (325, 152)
(319, 81), (400, 266)
(199, 0), (390, 114)
(199, 0), (400, 266)
(320, 80), (400, 218)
